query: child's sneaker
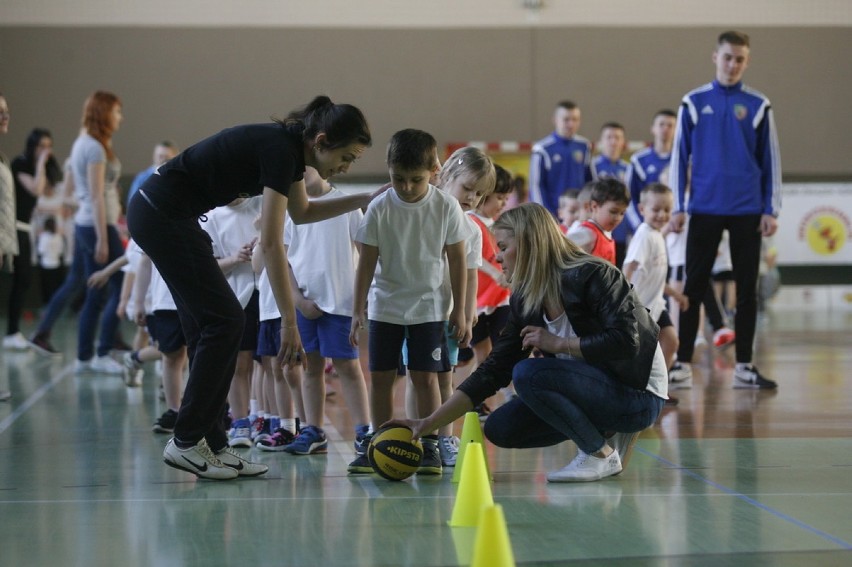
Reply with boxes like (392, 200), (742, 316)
(152, 409), (178, 433)
(256, 428), (296, 452)
(713, 327), (736, 348)
(284, 425), (328, 455)
(546, 450), (622, 482)
(439, 435), (460, 467)
(353, 424), (370, 454)
(250, 416), (271, 443)
(668, 362), (693, 389)
(122, 352), (144, 387)
(417, 437), (442, 475)
(215, 446), (269, 477)
(163, 438), (238, 480)
(228, 417), (253, 448)
(348, 433), (373, 474)
(733, 364), (778, 389)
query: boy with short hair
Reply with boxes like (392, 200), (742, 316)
(349, 129), (468, 475)
(567, 178), (630, 265)
(557, 189), (580, 234)
(623, 183), (688, 376)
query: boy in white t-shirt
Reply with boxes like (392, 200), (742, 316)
(201, 197), (263, 448)
(349, 129), (469, 475)
(623, 183), (687, 382)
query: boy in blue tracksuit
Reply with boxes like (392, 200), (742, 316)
(529, 100), (592, 216)
(668, 30), (781, 390)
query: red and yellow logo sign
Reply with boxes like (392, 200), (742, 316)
(798, 207), (850, 255)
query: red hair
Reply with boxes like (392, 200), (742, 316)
(82, 90), (121, 161)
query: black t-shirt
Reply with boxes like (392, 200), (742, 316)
(10, 156), (39, 224)
(144, 122), (305, 218)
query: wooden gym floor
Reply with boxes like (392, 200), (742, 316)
(1, 310), (851, 566)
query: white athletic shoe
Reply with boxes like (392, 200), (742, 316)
(163, 438), (238, 480)
(546, 450), (623, 483)
(215, 446), (269, 477)
(2, 332), (30, 351)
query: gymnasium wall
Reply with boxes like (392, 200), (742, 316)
(1, 20), (851, 179)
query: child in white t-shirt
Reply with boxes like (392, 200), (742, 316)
(349, 129), (469, 475)
(623, 183), (687, 377)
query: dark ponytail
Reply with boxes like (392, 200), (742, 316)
(277, 95), (371, 150)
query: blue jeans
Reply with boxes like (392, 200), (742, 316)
(483, 358), (664, 455)
(76, 224), (125, 360)
(36, 232), (87, 336)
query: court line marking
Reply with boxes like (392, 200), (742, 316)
(0, 365), (73, 436)
(636, 446), (852, 550)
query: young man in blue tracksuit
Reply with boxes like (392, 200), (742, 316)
(625, 110), (677, 231)
(529, 100), (592, 216)
(668, 30), (782, 390)
(591, 122), (631, 267)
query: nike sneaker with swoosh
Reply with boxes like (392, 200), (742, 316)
(163, 438), (238, 480)
(216, 446), (269, 477)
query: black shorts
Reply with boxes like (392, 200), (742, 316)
(657, 309), (673, 330)
(151, 310), (186, 354)
(368, 320), (449, 373)
(239, 290), (260, 352)
(471, 305), (510, 346)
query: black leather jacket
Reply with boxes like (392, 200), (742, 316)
(457, 254), (660, 406)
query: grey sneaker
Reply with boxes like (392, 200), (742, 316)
(546, 450), (622, 483)
(163, 438), (238, 480)
(348, 432), (373, 474)
(215, 446), (269, 477)
(417, 438), (443, 475)
(439, 435), (459, 467)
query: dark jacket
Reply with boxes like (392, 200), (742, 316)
(457, 254), (660, 406)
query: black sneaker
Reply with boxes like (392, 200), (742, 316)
(733, 365), (778, 389)
(348, 433), (373, 474)
(153, 409), (179, 433)
(417, 438), (442, 475)
(28, 333), (60, 356)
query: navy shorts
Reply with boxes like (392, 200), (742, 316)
(471, 305), (510, 346)
(657, 309), (673, 330)
(256, 318), (280, 358)
(369, 320), (449, 373)
(150, 310), (186, 354)
(402, 321), (458, 368)
(297, 311), (358, 360)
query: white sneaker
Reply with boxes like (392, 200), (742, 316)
(122, 352), (144, 387)
(546, 450), (623, 482)
(733, 364), (778, 390)
(90, 355), (124, 375)
(74, 359), (94, 374)
(163, 438), (238, 480)
(216, 446), (269, 477)
(2, 332), (29, 351)
(668, 362), (693, 389)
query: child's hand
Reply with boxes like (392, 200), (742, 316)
(448, 308), (466, 342)
(349, 313), (366, 347)
(675, 292), (689, 312)
(297, 297), (323, 320)
(277, 324), (306, 369)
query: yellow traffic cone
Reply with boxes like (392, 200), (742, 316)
(470, 504), (516, 567)
(448, 442), (493, 527)
(453, 411), (491, 483)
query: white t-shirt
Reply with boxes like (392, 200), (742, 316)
(37, 232), (64, 269)
(356, 185), (468, 325)
(257, 268), (279, 323)
(122, 240), (149, 319)
(150, 262), (176, 313)
(712, 230), (733, 274)
(285, 186), (361, 316)
(666, 215), (688, 268)
(202, 197), (261, 308)
(545, 310), (668, 399)
(624, 223), (668, 321)
(71, 133), (121, 227)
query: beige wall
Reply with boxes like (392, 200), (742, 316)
(1, 25), (851, 178)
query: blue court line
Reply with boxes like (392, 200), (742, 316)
(636, 446), (852, 550)
(0, 365), (72, 436)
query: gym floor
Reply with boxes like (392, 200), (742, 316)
(1, 310), (851, 566)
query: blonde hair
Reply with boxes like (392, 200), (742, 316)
(493, 203), (585, 317)
(439, 146), (496, 197)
